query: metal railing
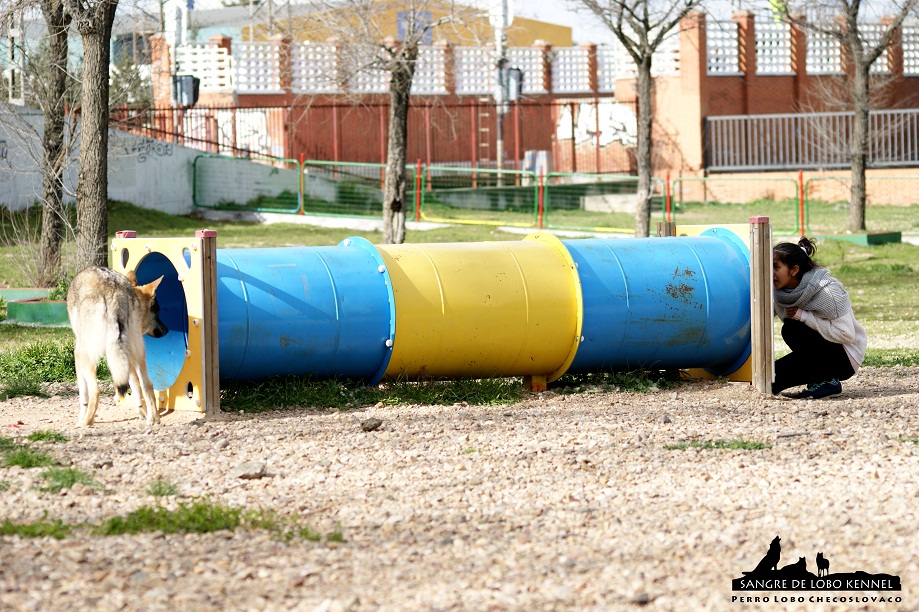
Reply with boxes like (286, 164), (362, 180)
(707, 109), (919, 171)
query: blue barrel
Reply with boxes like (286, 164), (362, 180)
(215, 237), (395, 382)
(564, 230), (751, 375)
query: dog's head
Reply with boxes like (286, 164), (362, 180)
(127, 271), (168, 338)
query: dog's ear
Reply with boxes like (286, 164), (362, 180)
(126, 270), (138, 286)
(138, 275), (165, 298)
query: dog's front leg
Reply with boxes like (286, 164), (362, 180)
(133, 364), (161, 426)
(127, 371), (147, 422)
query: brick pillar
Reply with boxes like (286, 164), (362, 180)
(838, 16), (854, 78)
(580, 42), (598, 93)
(677, 12), (707, 172)
(790, 14), (807, 110)
(883, 17), (904, 105)
(734, 12), (755, 114)
(273, 35), (293, 93)
(435, 40), (456, 95)
(150, 34), (173, 108)
(209, 34), (232, 55)
(531, 39), (552, 93)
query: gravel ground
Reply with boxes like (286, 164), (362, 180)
(0, 367), (917, 611)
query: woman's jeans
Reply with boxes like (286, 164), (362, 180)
(772, 319), (855, 394)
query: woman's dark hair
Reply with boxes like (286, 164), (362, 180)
(773, 236), (820, 279)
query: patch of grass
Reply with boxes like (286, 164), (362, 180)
(0, 325), (73, 353)
(296, 525), (323, 541)
(863, 349), (919, 368)
(0, 437), (17, 452)
(0, 499), (340, 542)
(553, 369), (681, 394)
(145, 476), (180, 497)
(898, 437), (919, 445)
(94, 500), (340, 542)
(462, 447), (481, 454)
(220, 376), (380, 411)
(3, 446), (56, 469)
(46, 276), (70, 302)
(664, 438), (770, 451)
(0, 372), (47, 400)
(221, 375), (525, 412)
(380, 376), (525, 407)
(26, 430), (68, 443)
(0, 481), (11, 492)
(0, 337), (112, 387)
(326, 528), (345, 543)
(0, 339), (77, 385)
(37, 467), (97, 493)
(0, 517), (70, 539)
(95, 500), (245, 535)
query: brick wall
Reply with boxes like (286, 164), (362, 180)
(610, 12), (919, 178)
(148, 13), (919, 180)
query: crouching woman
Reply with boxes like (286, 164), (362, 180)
(772, 237), (867, 399)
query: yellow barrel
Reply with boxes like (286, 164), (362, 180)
(377, 233), (582, 382)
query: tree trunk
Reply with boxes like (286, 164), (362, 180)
(37, 0), (70, 287)
(73, 1), (117, 270)
(849, 63), (870, 233)
(634, 56), (654, 238)
(382, 49), (417, 244)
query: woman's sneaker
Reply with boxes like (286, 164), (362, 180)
(808, 378), (842, 399)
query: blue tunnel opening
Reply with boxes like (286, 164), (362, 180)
(134, 253), (188, 391)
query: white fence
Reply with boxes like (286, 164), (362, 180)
(170, 17), (916, 96)
(175, 40), (683, 96)
(706, 15), (908, 76)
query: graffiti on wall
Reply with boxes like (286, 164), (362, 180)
(125, 137), (174, 163)
(0, 139), (8, 160)
(556, 101), (638, 148)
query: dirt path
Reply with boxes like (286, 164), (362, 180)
(0, 367), (917, 610)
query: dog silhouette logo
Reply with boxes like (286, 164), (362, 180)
(816, 552), (830, 578)
(732, 535), (902, 593)
(743, 535), (781, 576)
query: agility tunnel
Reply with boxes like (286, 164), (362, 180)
(111, 224), (758, 413)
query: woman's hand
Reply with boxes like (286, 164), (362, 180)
(786, 307), (799, 319)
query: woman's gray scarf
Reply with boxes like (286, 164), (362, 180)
(774, 267), (851, 319)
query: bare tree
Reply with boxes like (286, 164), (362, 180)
(0, 1), (79, 286)
(774, 0), (917, 232)
(300, 0), (473, 243)
(63, 0), (119, 269)
(35, 0), (73, 285)
(574, 0), (706, 237)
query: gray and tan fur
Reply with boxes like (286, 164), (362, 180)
(66, 266), (167, 426)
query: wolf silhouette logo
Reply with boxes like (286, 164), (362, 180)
(733, 536), (902, 592)
(743, 535), (781, 576)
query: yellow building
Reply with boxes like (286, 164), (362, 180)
(244, 2), (572, 47)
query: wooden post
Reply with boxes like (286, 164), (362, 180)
(197, 229), (221, 417)
(748, 216), (774, 394)
(524, 375), (547, 392)
(657, 221), (677, 237)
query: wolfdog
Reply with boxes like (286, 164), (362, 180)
(66, 266), (167, 426)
